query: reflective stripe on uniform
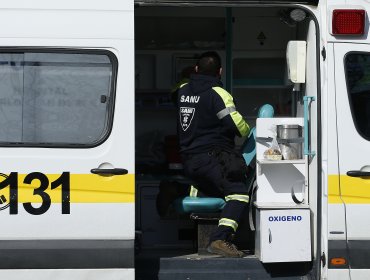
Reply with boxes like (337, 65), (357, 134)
(189, 185), (198, 197)
(230, 111), (250, 136)
(216, 106), (236, 119)
(218, 218), (238, 232)
(180, 82), (188, 88)
(225, 194), (249, 203)
(212, 86), (250, 137)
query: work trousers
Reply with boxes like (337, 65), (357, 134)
(182, 148), (249, 242)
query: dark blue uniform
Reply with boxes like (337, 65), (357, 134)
(177, 74), (251, 241)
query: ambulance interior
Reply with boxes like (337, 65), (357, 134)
(135, 6), (318, 278)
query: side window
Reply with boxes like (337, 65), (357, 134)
(0, 51), (116, 146)
(345, 52), (370, 140)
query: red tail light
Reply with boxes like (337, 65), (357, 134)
(332, 9), (365, 35)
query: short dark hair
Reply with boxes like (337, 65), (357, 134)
(196, 51), (221, 76)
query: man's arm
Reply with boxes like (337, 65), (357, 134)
(212, 86), (250, 137)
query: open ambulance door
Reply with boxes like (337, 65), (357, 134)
(0, 2), (135, 279)
(333, 43), (370, 279)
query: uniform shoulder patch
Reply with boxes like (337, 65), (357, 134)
(179, 107), (195, 131)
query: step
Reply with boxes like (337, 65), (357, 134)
(158, 254), (313, 280)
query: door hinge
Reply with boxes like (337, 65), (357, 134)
(321, 47), (326, 61)
(321, 252), (326, 267)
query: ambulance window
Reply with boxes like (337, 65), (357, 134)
(345, 53), (370, 140)
(0, 51), (116, 147)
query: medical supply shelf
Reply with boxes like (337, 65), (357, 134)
(257, 159), (305, 164)
(254, 117), (311, 263)
(256, 158), (306, 178)
(254, 202), (310, 209)
(255, 117), (308, 204)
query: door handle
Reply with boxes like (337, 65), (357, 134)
(347, 170), (370, 177)
(268, 228), (272, 244)
(91, 168), (128, 176)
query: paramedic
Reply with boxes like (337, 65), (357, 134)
(178, 51), (250, 258)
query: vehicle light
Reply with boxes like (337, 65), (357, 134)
(332, 9), (365, 35)
(330, 257), (347, 266)
(290, 9), (306, 22)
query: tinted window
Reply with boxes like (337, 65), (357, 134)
(345, 53), (370, 140)
(0, 51), (116, 146)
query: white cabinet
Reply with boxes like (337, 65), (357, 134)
(254, 117), (311, 263)
(255, 206), (311, 263)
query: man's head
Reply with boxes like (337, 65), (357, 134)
(195, 51), (222, 77)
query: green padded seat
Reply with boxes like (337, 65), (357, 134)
(173, 196), (225, 214)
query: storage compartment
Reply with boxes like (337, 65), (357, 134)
(254, 117), (312, 263)
(255, 206), (311, 263)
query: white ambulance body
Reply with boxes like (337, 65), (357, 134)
(0, 1), (135, 279)
(0, 0), (369, 279)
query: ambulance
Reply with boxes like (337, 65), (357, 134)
(0, 0), (368, 279)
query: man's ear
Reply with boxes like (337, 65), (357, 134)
(195, 65), (199, 73)
(219, 67), (223, 76)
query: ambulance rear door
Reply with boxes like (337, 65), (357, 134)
(334, 43), (370, 279)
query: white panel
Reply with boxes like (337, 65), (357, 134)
(328, 204), (347, 240)
(286, 41), (307, 83)
(0, 0), (133, 11)
(345, 205), (370, 239)
(0, 10), (134, 40)
(0, 22), (135, 248)
(326, 42), (346, 249)
(334, 44), (370, 172)
(0, 204), (134, 239)
(0, 269), (134, 280)
(327, 43), (340, 174)
(327, 269), (350, 280)
(349, 269), (370, 280)
(257, 208), (311, 263)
